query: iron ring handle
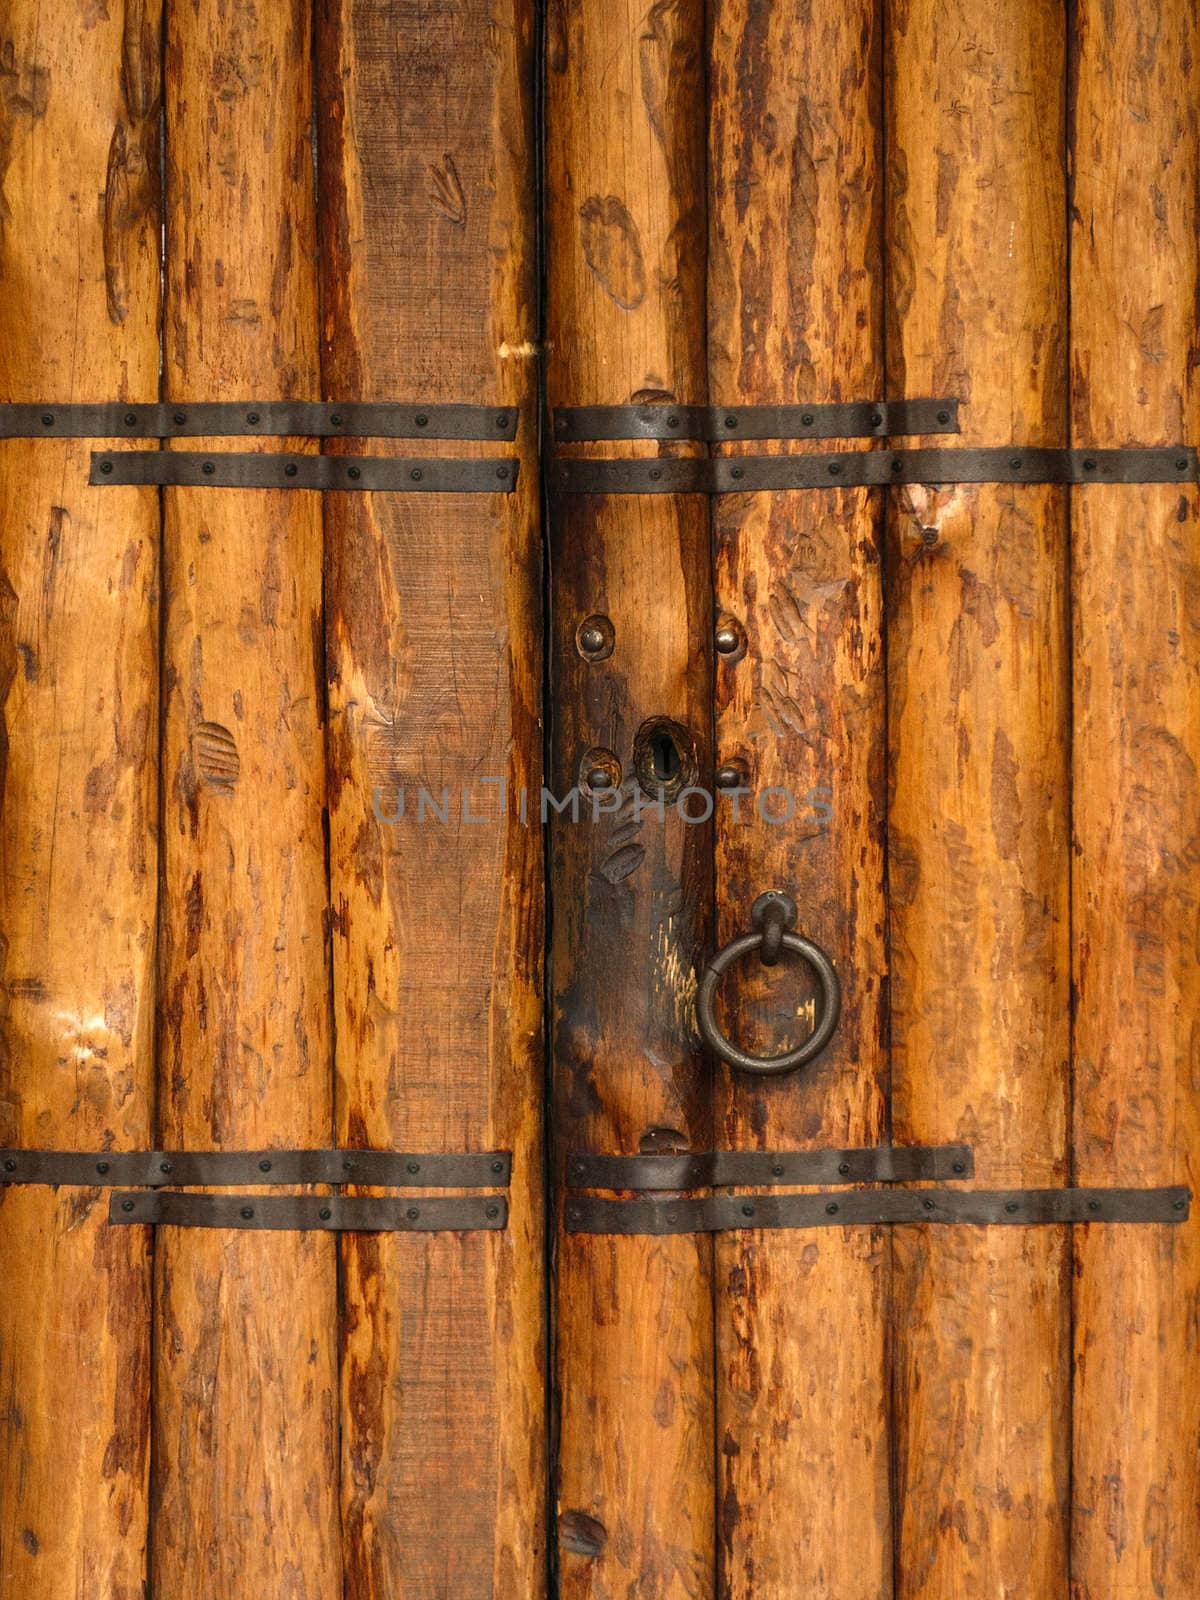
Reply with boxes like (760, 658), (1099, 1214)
(696, 927), (842, 1076)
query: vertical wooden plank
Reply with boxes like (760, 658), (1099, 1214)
(885, 2), (1071, 1595)
(154, 2), (341, 1594)
(317, 3), (545, 1595)
(1070, 4), (1200, 1594)
(706, 5), (891, 1596)
(0, 5), (161, 1596)
(545, 4), (713, 1597)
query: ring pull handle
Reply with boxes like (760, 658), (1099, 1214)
(696, 891), (841, 1076)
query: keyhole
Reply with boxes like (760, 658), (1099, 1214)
(649, 730), (681, 785)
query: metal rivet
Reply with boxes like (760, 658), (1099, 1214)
(1177, 458), (1189, 472)
(495, 414), (509, 429)
(407, 1207), (419, 1221)
(124, 412), (137, 426)
(330, 413), (343, 426)
(496, 466), (509, 479)
(742, 1204), (755, 1217)
(173, 412), (186, 426)
(40, 413), (54, 427)
(410, 468), (423, 482)
(715, 764), (744, 790)
(406, 1161), (420, 1174)
(1174, 1198), (1186, 1211)
(1088, 1199), (1101, 1212)
(892, 457), (903, 473)
(285, 463), (298, 477)
(415, 413), (429, 427)
(871, 412), (883, 427)
(259, 1159), (272, 1173)
(348, 465), (361, 480)
(922, 1197), (936, 1210)
(567, 1206), (581, 1222)
(587, 767), (612, 789)
(578, 622), (606, 655)
(96, 1161), (110, 1174)
(160, 1161), (173, 1174)
(715, 623), (741, 654)
(1005, 1201), (1019, 1213)
(937, 409), (950, 424)
(202, 461), (215, 475)
(724, 415), (738, 429)
(486, 1204), (500, 1219)
(3, 1159), (16, 1173)
(241, 1206), (254, 1219)
(731, 466), (744, 480)
(246, 412), (260, 424)
(1009, 457), (1022, 471)
(1082, 457), (1097, 471)
(826, 1201), (839, 1215)
(801, 413), (814, 426)
(667, 414), (679, 428)
(771, 1163), (784, 1177)
(100, 460), (113, 474)
(650, 468), (662, 481)
(838, 1161), (850, 1175)
(343, 1158), (357, 1171)
(121, 1199), (135, 1212)
(828, 461), (842, 475)
(952, 1161), (966, 1175)
(319, 1206), (332, 1220)
(555, 415), (568, 434)
(492, 1159), (505, 1174)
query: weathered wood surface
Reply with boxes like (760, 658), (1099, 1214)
(0, 5), (161, 1596)
(885, 2), (1071, 1594)
(1070, 3), (1200, 1594)
(154, 3), (340, 1595)
(317, 3), (545, 1595)
(546, 3), (713, 1596)
(707, 3), (891, 1596)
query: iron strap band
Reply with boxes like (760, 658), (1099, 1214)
(109, 1193), (507, 1232)
(554, 446), (1197, 494)
(0, 1148), (511, 1187)
(0, 402), (517, 440)
(568, 1144), (973, 1190)
(552, 398), (960, 442)
(91, 452), (519, 492)
(565, 1186), (1191, 1234)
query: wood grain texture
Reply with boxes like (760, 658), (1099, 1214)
(317, 4), (545, 1595)
(1069, 3), (1200, 1594)
(0, 4), (161, 1596)
(706, 3), (891, 1596)
(546, 4), (714, 1596)
(885, 2), (1071, 1594)
(154, 3), (340, 1595)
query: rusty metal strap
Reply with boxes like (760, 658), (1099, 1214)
(552, 398), (960, 442)
(0, 402), (517, 439)
(109, 1193), (507, 1232)
(568, 1144), (973, 1190)
(553, 446), (1197, 494)
(91, 452), (518, 492)
(0, 1148), (510, 1187)
(565, 1186), (1191, 1234)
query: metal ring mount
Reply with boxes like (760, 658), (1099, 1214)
(697, 894), (841, 1075)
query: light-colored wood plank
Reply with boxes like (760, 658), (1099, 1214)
(317, 3), (545, 1594)
(1069, 3), (1200, 1594)
(0, 4), (161, 1595)
(706, 3), (892, 1594)
(546, 3), (714, 1596)
(885, 2), (1072, 1594)
(153, 3), (340, 1594)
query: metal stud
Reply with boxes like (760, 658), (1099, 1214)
(241, 1206), (255, 1219)
(319, 1206), (332, 1220)
(714, 622), (741, 654)
(122, 1199), (136, 1212)
(715, 764), (745, 790)
(486, 1204), (500, 1219)
(259, 1159), (272, 1173)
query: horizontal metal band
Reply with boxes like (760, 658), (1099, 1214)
(109, 1193), (508, 1232)
(554, 446), (1197, 495)
(0, 402), (516, 440)
(0, 1148), (510, 1187)
(565, 1186), (1191, 1234)
(552, 398), (960, 442)
(568, 1144), (973, 1190)
(91, 452), (519, 492)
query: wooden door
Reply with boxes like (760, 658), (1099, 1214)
(0, 3), (1197, 1599)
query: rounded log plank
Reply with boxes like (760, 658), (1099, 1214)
(885, 3), (1072, 1594)
(706, 3), (892, 1595)
(1070, 3), (1200, 1594)
(153, 4), (340, 1595)
(0, 5), (161, 1596)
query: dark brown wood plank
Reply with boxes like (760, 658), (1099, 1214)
(317, 3), (545, 1595)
